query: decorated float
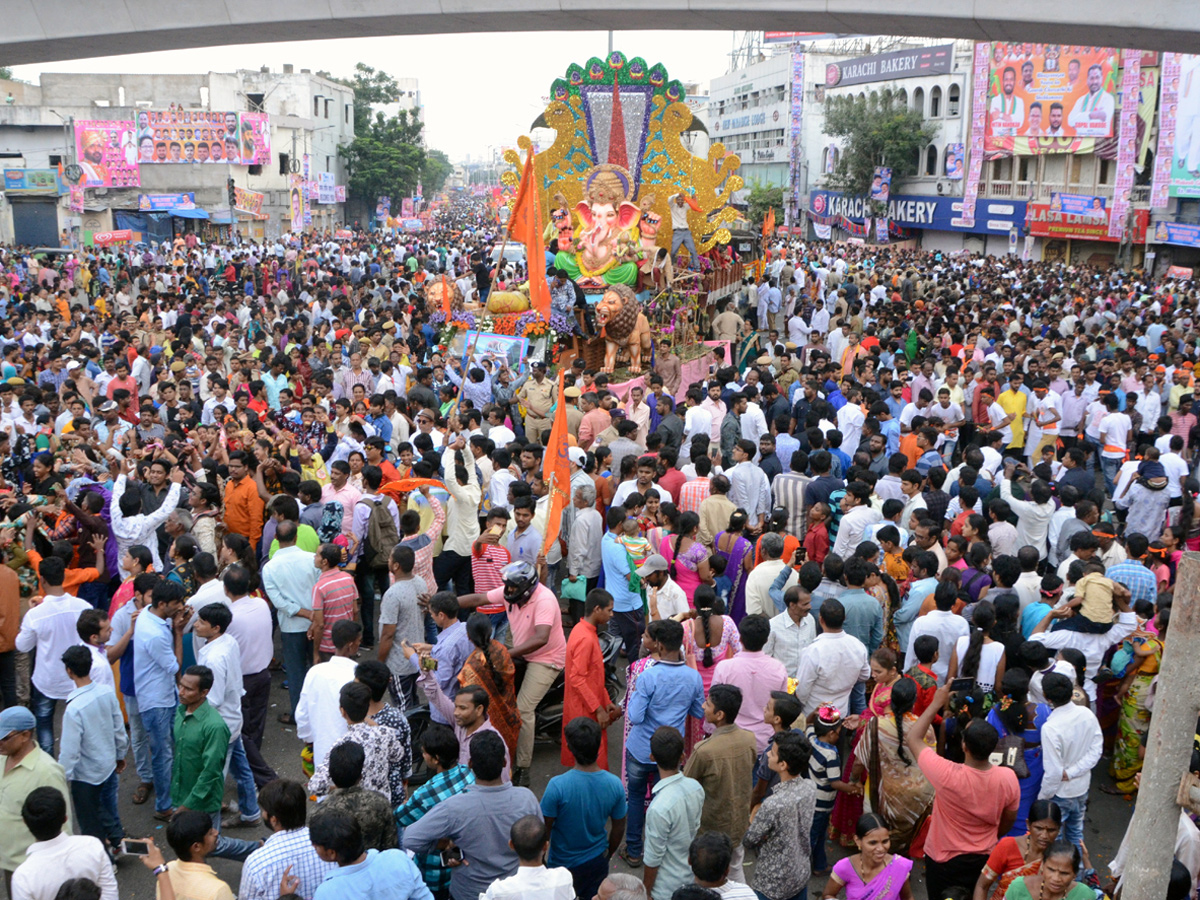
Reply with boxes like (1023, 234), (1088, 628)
(429, 51), (744, 375)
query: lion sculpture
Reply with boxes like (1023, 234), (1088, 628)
(425, 278), (469, 314)
(594, 283), (651, 374)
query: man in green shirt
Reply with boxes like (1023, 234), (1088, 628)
(172, 666), (260, 862)
(0, 706), (73, 893)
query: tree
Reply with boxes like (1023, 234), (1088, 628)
(747, 181), (783, 231)
(0, 67), (13, 82)
(339, 109), (425, 210)
(336, 63), (404, 135)
(822, 89), (937, 199)
(422, 149), (452, 196)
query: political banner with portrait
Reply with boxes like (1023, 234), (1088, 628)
(233, 187), (264, 216)
(73, 120), (140, 188)
(138, 192), (195, 211)
(869, 167), (892, 202)
(238, 112), (271, 166)
(454, 331), (530, 376)
(335, 185), (347, 203)
(986, 44), (1118, 149)
(317, 173), (336, 205)
(1163, 55), (1200, 198)
(1050, 192), (1106, 217)
(945, 144), (965, 179)
(133, 108), (270, 165)
(1152, 221), (1200, 248)
(288, 174), (306, 233)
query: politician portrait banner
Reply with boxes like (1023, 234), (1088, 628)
(986, 44), (1117, 147)
(288, 174), (306, 233)
(134, 108), (270, 165)
(74, 120), (140, 188)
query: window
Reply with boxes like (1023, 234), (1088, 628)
(1099, 159), (1113, 184)
(324, 99), (331, 119)
(1018, 156), (1033, 183)
(930, 86), (942, 118)
(896, 89), (907, 108)
(948, 84), (961, 116)
(345, 104), (351, 124)
(246, 92), (265, 110)
(313, 97), (320, 117)
(326, 155), (332, 172)
(912, 87), (925, 116)
(279, 152), (290, 176)
(926, 145), (939, 176)
(48, 155), (62, 167)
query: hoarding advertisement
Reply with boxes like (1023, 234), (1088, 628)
(318, 173), (336, 205)
(233, 187), (265, 216)
(134, 108), (271, 165)
(959, 42), (992, 228)
(1028, 202), (1147, 242)
(138, 193), (195, 211)
(74, 120), (140, 188)
(789, 47), (805, 226)
(1164, 54), (1200, 198)
(945, 144), (964, 180)
(870, 167), (892, 202)
(1152, 221), (1200, 248)
(985, 44), (1117, 147)
(1050, 192), (1106, 218)
(3, 169), (62, 195)
(1108, 49), (1143, 239)
(288, 174), (306, 233)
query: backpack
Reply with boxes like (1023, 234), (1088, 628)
(357, 497), (399, 569)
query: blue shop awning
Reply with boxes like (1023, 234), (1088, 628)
(169, 207), (209, 219)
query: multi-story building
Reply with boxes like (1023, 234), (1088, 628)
(0, 65), (363, 244)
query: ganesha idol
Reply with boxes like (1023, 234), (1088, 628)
(554, 165), (641, 289)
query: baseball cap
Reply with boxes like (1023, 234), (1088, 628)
(99, 400), (118, 413)
(567, 447), (587, 466)
(66, 360), (81, 371)
(635, 555), (669, 577)
(0, 706), (35, 740)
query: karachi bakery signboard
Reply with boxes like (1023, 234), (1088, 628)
(825, 44), (953, 88)
(73, 121), (140, 188)
(809, 190), (1027, 236)
(986, 44), (1118, 148)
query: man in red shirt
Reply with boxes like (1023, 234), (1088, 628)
(308, 543), (359, 662)
(905, 683), (1020, 900)
(561, 589), (618, 768)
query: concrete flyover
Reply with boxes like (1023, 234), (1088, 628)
(6, 0), (1200, 65)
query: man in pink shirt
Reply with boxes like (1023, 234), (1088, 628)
(904, 683), (1020, 900)
(709, 615), (788, 752)
(458, 560), (565, 787)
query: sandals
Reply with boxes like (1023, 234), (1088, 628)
(618, 847), (642, 868)
(132, 782), (153, 805)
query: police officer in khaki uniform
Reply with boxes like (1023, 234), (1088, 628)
(518, 360), (555, 444)
(563, 385), (584, 440)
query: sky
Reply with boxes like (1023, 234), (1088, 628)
(9, 31), (746, 163)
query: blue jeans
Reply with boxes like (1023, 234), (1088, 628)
(123, 694), (155, 784)
(1053, 793), (1087, 851)
(227, 738), (261, 821)
(849, 681), (867, 716)
(1100, 455), (1122, 496)
(488, 611), (509, 646)
(31, 690), (59, 755)
(139, 704), (176, 814)
(71, 770), (123, 848)
(279, 631), (311, 717)
(208, 811), (262, 862)
(624, 750), (661, 859)
(810, 809), (831, 872)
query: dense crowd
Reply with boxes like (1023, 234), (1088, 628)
(0, 210), (1197, 900)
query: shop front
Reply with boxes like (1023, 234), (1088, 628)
(1027, 203), (1149, 266)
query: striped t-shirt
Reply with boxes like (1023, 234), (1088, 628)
(805, 726), (842, 813)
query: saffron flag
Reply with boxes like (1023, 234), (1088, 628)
(441, 273), (452, 319)
(506, 147), (552, 320)
(540, 369), (571, 556)
(763, 206), (776, 238)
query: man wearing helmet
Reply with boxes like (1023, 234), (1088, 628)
(458, 560), (566, 786)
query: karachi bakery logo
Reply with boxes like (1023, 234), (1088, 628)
(812, 193), (828, 215)
(825, 63), (842, 87)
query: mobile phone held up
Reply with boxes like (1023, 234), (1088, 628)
(121, 838), (151, 857)
(440, 845), (463, 866)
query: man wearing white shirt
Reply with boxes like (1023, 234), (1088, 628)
(1038, 673), (1103, 851)
(836, 395), (865, 457)
(14, 556), (91, 754)
(764, 586), (816, 675)
(295, 619), (362, 769)
(794, 598), (869, 717)
(683, 390), (714, 445)
(1066, 65), (1115, 135)
(904, 582), (970, 682)
(224, 566), (277, 786)
(739, 393), (769, 447)
(1030, 600), (1136, 702)
(482, 814), (575, 900)
(728, 440), (771, 530)
(10, 786), (118, 900)
(832, 484), (882, 560)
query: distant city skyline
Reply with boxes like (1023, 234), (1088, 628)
(9, 31), (745, 162)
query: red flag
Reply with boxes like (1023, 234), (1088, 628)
(540, 370), (571, 555)
(506, 148), (552, 321)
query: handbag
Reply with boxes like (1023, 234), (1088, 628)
(990, 732), (1031, 780)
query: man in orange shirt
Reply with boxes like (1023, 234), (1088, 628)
(223, 451), (266, 549)
(24, 533), (108, 599)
